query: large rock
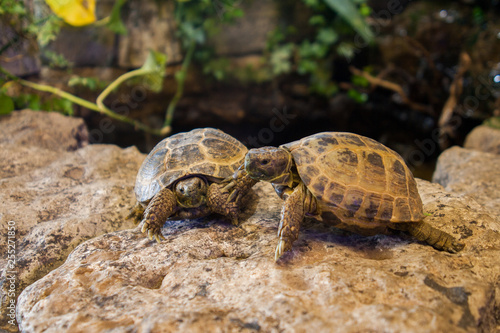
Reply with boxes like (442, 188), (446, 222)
(433, 146), (500, 221)
(16, 178), (500, 332)
(0, 110), (143, 332)
(464, 125), (500, 155)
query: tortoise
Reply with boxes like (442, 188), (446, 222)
(243, 132), (465, 260)
(129, 128), (256, 242)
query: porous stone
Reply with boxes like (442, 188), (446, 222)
(464, 125), (500, 155)
(0, 110), (143, 332)
(16, 179), (500, 333)
(433, 146), (500, 221)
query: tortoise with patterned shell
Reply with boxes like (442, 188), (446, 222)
(129, 128), (256, 241)
(243, 132), (465, 260)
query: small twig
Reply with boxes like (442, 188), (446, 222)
(163, 41), (195, 134)
(438, 52), (471, 129)
(404, 36), (436, 72)
(349, 66), (433, 114)
(0, 54), (24, 63)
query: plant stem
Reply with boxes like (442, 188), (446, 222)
(96, 68), (148, 112)
(163, 41), (195, 131)
(0, 66), (164, 135)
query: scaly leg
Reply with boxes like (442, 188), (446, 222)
(275, 183), (307, 261)
(208, 170), (258, 225)
(141, 187), (178, 242)
(391, 221), (465, 253)
(222, 169), (258, 204)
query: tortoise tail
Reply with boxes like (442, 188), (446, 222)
(392, 221), (465, 253)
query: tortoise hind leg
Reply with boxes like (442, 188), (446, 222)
(391, 221), (465, 253)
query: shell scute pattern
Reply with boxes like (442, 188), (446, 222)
(135, 128), (247, 203)
(286, 132), (424, 227)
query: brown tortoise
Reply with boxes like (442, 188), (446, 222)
(129, 128), (256, 242)
(243, 132), (465, 260)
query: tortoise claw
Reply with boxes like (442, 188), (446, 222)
(275, 239), (291, 261)
(223, 180), (236, 192)
(226, 188), (239, 203)
(141, 220), (164, 243)
(141, 221), (148, 233)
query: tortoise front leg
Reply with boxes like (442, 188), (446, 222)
(207, 170), (258, 225)
(207, 182), (241, 225)
(275, 183), (307, 261)
(127, 202), (145, 224)
(141, 187), (178, 242)
(222, 168), (258, 204)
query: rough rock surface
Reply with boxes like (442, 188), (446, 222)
(17, 178), (500, 333)
(0, 110), (143, 332)
(433, 146), (500, 221)
(464, 125), (500, 155)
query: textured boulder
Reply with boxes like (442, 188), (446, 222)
(464, 125), (500, 155)
(17, 179), (500, 333)
(433, 146), (500, 221)
(0, 110), (143, 332)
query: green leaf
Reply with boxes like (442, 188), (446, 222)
(270, 44), (293, 76)
(38, 15), (63, 47)
(107, 0), (127, 35)
(297, 59), (318, 75)
(347, 88), (368, 103)
(0, 93), (15, 115)
(337, 42), (355, 60)
(484, 116), (500, 129)
(140, 50), (168, 93)
(309, 15), (325, 26)
(68, 75), (103, 90)
(140, 50), (168, 73)
(180, 22), (205, 44)
(48, 98), (74, 115)
(323, 0), (374, 44)
(351, 74), (369, 87)
(317, 28), (338, 45)
(27, 94), (41, 110)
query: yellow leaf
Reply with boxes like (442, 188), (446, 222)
(45, 0), (96, 27)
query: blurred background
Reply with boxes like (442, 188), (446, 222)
(1, 0), (499, 179)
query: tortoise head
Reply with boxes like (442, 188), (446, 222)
(174, 176), (208, 208)
(244, 147), (294, 186)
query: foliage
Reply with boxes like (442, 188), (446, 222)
(174, 0), (244, 81)
(0, 0), (376, 134)
(265, 0), (374, 97)
(484, 116), (500, 129)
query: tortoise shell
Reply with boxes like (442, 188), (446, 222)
(134, 128), (247, 203)
(281, 132), (424, 229)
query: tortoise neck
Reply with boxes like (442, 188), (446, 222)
(268, 152), (294, 187)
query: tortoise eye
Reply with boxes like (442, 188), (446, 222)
(261, 159), (269, 165)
